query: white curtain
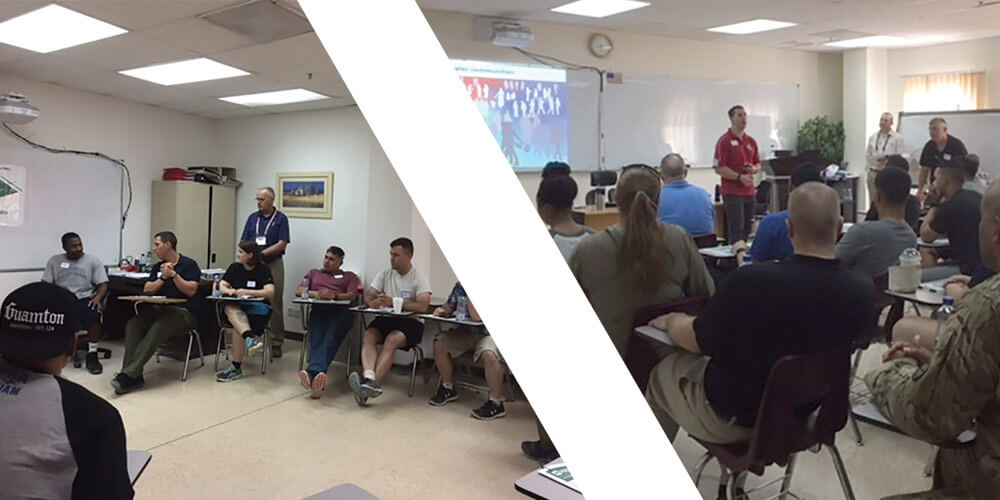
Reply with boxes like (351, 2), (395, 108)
(903, 72), (985, 112)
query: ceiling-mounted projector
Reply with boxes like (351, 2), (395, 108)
(0, 93), (39, 124)
(491, 20), (534, 48)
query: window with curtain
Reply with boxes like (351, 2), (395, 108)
(902, 71), (985, 112)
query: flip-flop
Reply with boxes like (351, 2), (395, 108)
(310, 373), (328, 399)
(297, 370), (311, 390)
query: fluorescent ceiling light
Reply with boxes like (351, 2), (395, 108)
(825, 35), (911, 48)
(551, 0), (650, 18)
(219, 88), (329, 106)
(0, 4), (127, 53)
(707, 19), (797, 35)
(120, 58), (250, 86)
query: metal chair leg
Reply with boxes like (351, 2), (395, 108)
(692, 452), (714, 487)
(847, 411), (863, 446)
(717, 465), (730, 500)
(193, 330), (204, 367)
(726, 470), (747, 500)
(409, 345), (422, 397)
(215, 328), (225, 371)
(778, 452), (798, 500)
(298, 332), (308, 371)
(826, 444), (856, 500)
(262, 330), (269, 375)
(182, 331), (194, 381)
(923, 445), (937, 477)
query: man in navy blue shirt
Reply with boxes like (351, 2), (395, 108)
(241, 187), (291, 358)
(657, 153), (715, 237)
(113, 231), (202, 394)
(748, 163), (822, 263)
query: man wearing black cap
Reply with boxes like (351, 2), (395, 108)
(0, 282), (132, 499)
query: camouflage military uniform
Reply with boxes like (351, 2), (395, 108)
(865, 274), (1000, 496)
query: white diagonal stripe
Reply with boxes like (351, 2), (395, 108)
(298, 1), (699, 498)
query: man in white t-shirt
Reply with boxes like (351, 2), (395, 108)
(41, 232), (109, 375)
(348, 237), (432, 405)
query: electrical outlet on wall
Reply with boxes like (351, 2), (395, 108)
(288, 308), (301, 319)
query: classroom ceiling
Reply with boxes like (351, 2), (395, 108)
(0, 1), (998, 120)
(422, 0), (1000, 50)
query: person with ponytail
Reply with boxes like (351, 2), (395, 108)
(569, 164), (715, 355)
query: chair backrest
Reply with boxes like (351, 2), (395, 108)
(692, 233), (719, 249)
(625, 296), (709, 391)
(755, 180), (773, 215)
(746, 346), (852, 463)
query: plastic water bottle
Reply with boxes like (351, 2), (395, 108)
(212, 275), (221, 297)
(934, 296), (955, 350)
(300, 275), (310, 299)
(456, 295), (469, 322)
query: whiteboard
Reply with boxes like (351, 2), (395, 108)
(0, 145), (122, 271)
(600, 74), (799, 169)
(898, 110), (1000, 180)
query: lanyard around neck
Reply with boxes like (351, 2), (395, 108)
(256, 211), (276, 237)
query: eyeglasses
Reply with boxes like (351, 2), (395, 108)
(255, 197), (267, 202)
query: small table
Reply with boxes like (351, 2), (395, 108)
(117, 295), (187, 315)
(417, 313), (485, 329)
(633, 325), (673, 347)
(571, 206), (618, 231)
(350, 306), (416, 318)
(698, 245), (737, 259)
(515, 459), (583, 500)
(884, 279), (946, 308)
(127, 450), (151, 485)
(294, 297), (354, 370)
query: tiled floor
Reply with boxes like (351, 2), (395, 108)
(63, 340), (935, 499)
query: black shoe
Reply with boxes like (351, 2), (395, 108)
(428, 385), (459, 406)
(85, 352), (103, 375)
(111, 373), (144, 395)
(271, 346), (282, 358)
(472, 400), (506, 420)
(521, 440), (559, 463)
(360, 377), (383, 399)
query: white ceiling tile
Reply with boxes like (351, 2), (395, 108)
(202, 107), (270, 119)
(56, 70), (151, 95)
(54, 33), (197, 71)
(257, 97), (348, 114)
(65, 1), (235, 30)
(157, 97), (245, 114)
(0, 54), (99, 83)
(144, 16), (256, 54)
(212, 32), (327, 72)
(178, 73), (287, 98)
(107, 84), (201, 105)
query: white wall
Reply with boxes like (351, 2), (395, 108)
(887, 37), (1000, 116)
(0, 73), (218, 297)
(423, 9), (844, 198)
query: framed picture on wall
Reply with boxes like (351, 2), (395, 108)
(276, 172), (334, 219)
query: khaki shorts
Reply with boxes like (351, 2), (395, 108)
(435, 329), (501, 363)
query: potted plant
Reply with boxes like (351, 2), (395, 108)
(797, 116), (845, 166)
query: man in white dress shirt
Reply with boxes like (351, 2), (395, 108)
(865, 112), (907, 206)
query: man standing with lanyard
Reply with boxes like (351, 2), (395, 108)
(713, 105), (761, 244)
(241, 187), (290, 358)
(865, 112), (907, 205)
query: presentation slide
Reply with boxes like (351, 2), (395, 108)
(452, 59), (569, 170)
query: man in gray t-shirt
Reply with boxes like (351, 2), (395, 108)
(41, 232), (108, 374)
(837, 167), (916, 278)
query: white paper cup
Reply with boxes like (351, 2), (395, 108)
(392, 297), (403, 313)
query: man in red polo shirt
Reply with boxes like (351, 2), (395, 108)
(713, 105), (761, 244)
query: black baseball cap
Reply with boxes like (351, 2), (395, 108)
(0, 282), (79, 358)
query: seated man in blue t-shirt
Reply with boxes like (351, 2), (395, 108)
(657, 153), (715, 237)
(748, 163), (822, 263)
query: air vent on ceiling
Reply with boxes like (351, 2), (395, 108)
(200, 0), (312, 45)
